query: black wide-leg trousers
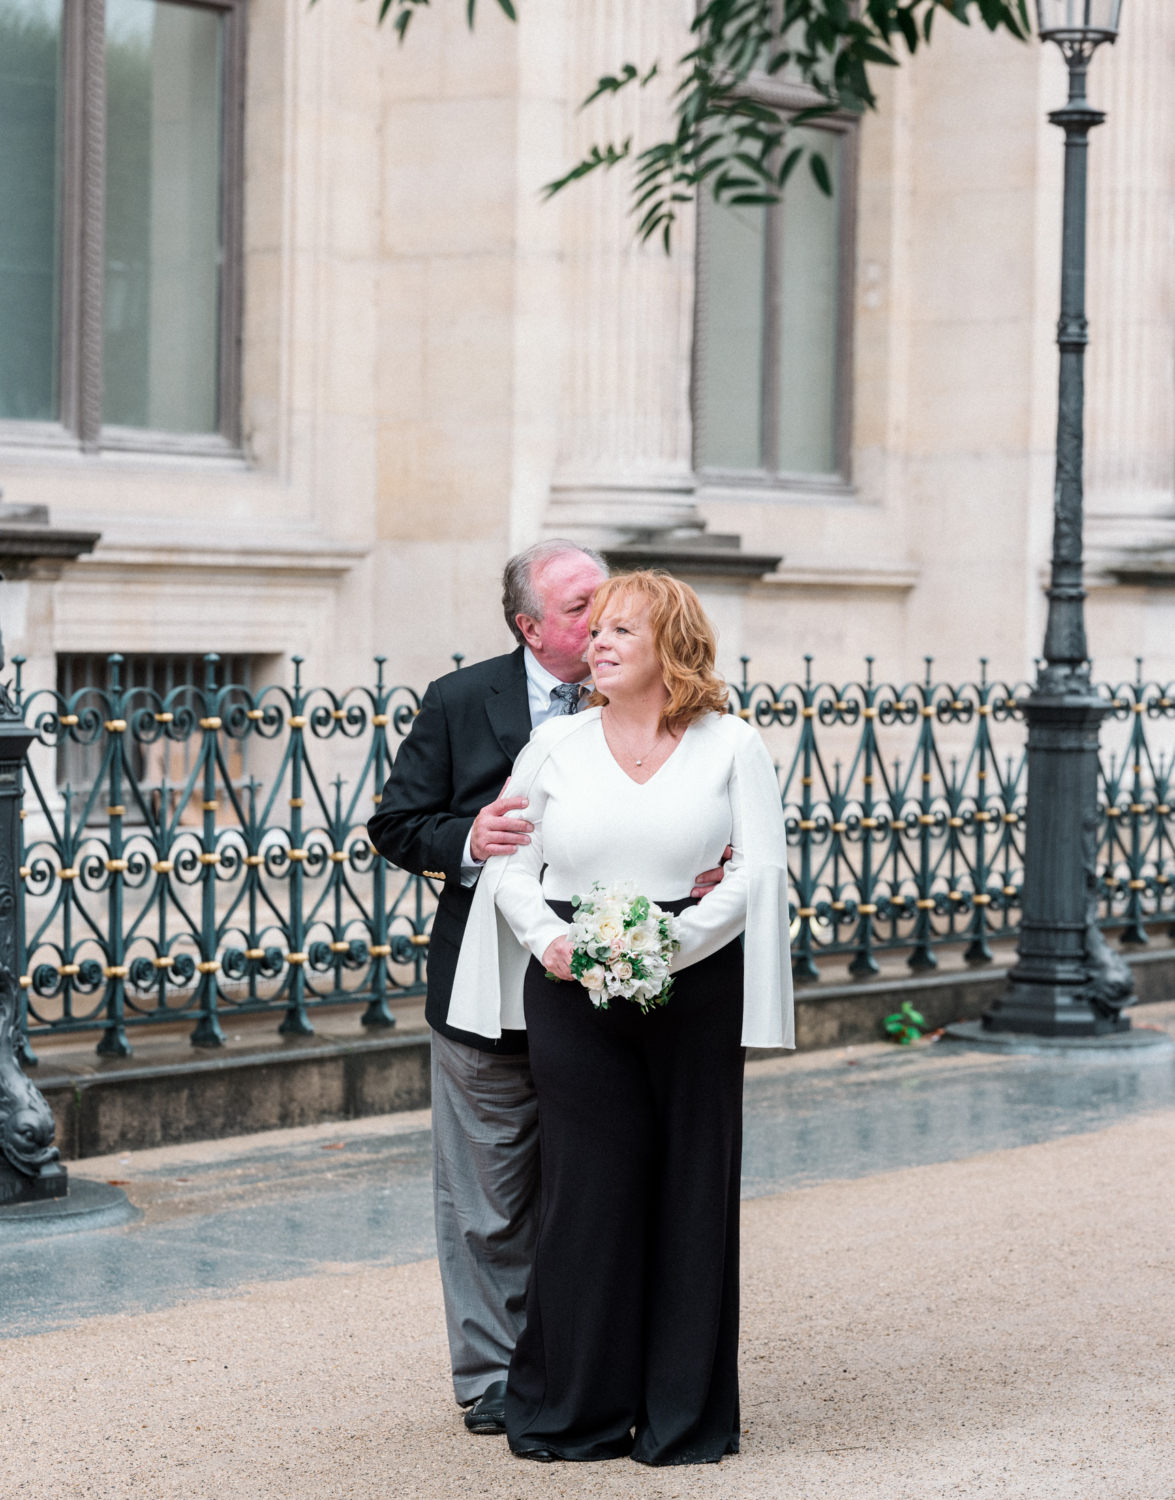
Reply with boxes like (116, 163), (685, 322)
(505, 898), (745, 1466)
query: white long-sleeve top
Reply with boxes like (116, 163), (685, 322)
(446, 707), (795, 1048)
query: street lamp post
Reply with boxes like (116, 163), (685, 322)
(983, 0), (1134, 1037)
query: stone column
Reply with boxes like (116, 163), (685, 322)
(1083, 0), (1175, 547)
(543, 0), (702, 547)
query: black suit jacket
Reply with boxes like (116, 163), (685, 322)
(368, 647), (533, 1052)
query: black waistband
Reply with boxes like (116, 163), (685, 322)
(545, 895), (698, 920)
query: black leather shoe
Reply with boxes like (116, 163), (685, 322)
(516, 1447), (561, 1463)
(464, 1381), (507, 1435)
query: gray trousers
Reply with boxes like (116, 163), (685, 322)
(430, 1029), (540, 1405)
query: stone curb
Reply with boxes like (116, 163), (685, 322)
(30, 950), (1175, 1160)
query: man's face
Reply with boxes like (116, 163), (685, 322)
(521, 553), (608, 670)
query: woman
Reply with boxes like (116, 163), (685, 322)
(448, 571), (793, 1466)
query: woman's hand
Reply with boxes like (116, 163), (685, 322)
(542, 937), (574, 982)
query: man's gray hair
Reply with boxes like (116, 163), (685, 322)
(502, 539), (608, 646)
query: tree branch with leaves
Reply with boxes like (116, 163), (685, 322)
(369, 0), (1031, 248)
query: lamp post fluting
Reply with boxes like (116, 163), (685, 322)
(983, 0), (1135, 1037)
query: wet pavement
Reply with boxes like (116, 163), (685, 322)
(3, 1005), (1175, 1338)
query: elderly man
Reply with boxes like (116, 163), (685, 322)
(369, 540), (726, 1436)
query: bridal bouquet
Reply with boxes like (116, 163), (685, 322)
(556, 881), (681, 1013)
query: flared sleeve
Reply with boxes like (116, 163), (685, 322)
(734, 721), (795, 1047)
(445, 714), (592, 1039)
(670, 718), (794, 1048)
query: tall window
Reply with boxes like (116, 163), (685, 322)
(0, 0), (244, 451)
(694, 120), (856, 483)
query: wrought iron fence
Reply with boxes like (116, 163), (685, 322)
(9, 651), (1175, 1058)
(734, 656), (1175, 982)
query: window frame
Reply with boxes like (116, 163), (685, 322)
(0, 0), (246, 457)
(692, 77), (859, 493)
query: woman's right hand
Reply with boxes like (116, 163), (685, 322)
(542, 937), (574, 982)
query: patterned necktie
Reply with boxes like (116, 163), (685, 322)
(549, 682), (583, 716)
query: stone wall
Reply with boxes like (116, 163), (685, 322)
(0, 0), (1172, 702)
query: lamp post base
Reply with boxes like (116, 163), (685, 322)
(982, 981), (1130, 1037)
(945, 1020), (1169, 1056)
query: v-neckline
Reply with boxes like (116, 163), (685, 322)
(598, 714), (690, 788)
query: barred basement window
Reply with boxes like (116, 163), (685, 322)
(0, 0), (245, 453)
(693, 112), (857, 486)
(56, 652), (256, 812)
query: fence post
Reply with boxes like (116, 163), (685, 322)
(280, 656), (313, 1037)
(0, 613), (67, 1203)
(849, 659), (880, 978)
(362, 657), (395, 1028)
(790, 658), (819, 983)
(0, 673), (35, 1009)
(9, 656), (35, 1067)
(191, 653), (227, 1047)
(97, 654), (131, 1057)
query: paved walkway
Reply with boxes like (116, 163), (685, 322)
(5, 1011), (1175, 1497)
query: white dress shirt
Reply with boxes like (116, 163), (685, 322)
(459, 648), (590, 883)
(447, 707), (795, 1049)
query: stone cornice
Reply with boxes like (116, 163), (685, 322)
(58, 519), (369, 579)
(0, 506), (101, 580)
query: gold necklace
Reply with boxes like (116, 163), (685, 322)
(606, 711), (665, 766)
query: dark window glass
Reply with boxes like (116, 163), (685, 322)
(0, 0), (63, 422)
(696, 127), (844, 478)
(103, 0), (224, 432)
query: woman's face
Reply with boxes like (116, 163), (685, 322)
(587, 599), (664, 702)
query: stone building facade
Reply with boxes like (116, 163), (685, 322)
(1, 0), (1173, 719)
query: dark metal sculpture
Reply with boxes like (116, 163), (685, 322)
(0, 966), (66, 1203)
(0, 598), (66, 1204)
(984, 6), (1131, 1035)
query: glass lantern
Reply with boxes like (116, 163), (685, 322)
(1035, 0), (1123, 44)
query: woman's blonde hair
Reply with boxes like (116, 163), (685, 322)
(587, 570), (729, 731)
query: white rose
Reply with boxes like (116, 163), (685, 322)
(612, 959), (633, 980)
(627, 922), (657, 953)
(596, 916), (623, 945)
(581, 965), (606, 992)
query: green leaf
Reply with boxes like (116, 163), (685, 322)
(776, 144), (803, 189)
(582, 63), (641, 110)
(462, 0), (1033, 250)
(896, 7), (919, 51)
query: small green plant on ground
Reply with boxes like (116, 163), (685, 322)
(883, 1001), (926, 1045)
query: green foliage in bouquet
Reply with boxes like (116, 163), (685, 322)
(568, 893), (679, 1012)
(549, 883), (682, 1013)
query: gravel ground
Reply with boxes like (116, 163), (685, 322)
(4, 1103), (1174, 1499)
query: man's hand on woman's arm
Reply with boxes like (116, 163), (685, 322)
(691, 846), (733, 901)
(469, 781), (534, 863)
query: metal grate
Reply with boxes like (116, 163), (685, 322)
(55, 653), (256, 803)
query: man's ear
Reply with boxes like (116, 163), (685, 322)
(516, 614), (542, 651)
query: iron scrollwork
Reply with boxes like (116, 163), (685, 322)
(3, 650), (1171, 1058)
